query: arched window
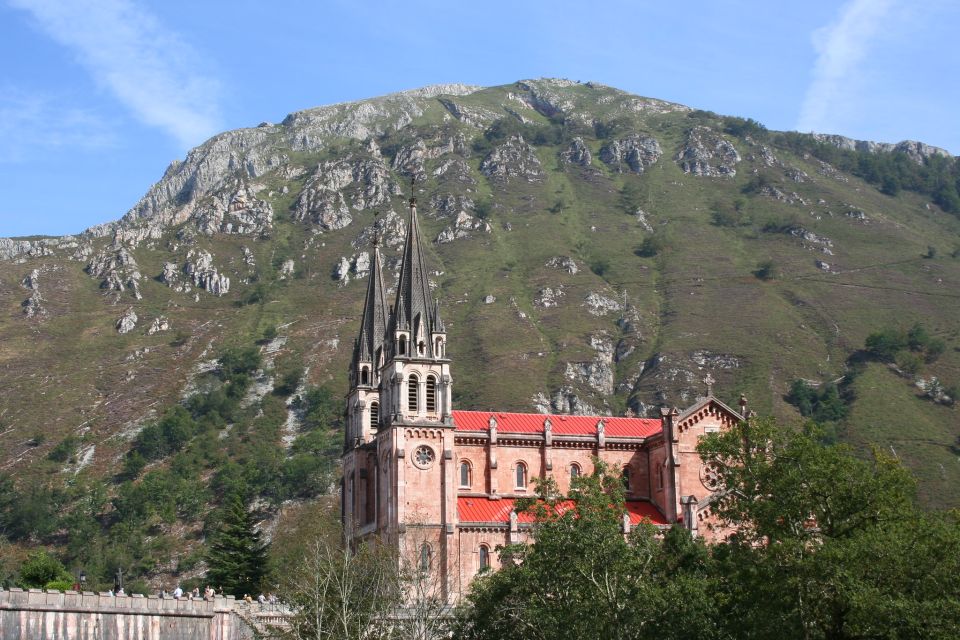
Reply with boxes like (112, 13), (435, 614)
(622, 467), (631, 492)
(407, 374), (419, 412)
(426, 376), (437, 413)
(360, 366), (369, 386)
(570, 463), (581, 479)
(459, 461), (471, 488)
(479, 545), (490, 571)
(418, 340), (426, 356)
(515, 462), (527, 489)
(398, 335), (407, 356)
(419, 543), (431, 572)
(369, 401), (379, 430)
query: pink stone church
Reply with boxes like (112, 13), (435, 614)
(341, 197), (744, 601)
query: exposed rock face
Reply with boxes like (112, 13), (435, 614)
(85, 247), (143, 299)
(183, 250), (230, 295)
(533, 286), (564, 308)
(584, 292), (622, 316)
(193, 182), (274, 236)
(545, 256), (578, 274)
(392, 134), (469, 182)
(560, 137), (593, 166)
(690, 350), (740, 370)
(565, 335), (615, 395)
(635, 209), (653, 232)
(279, 259), (296, 280)
(428, 193), (474, 219)
(116, 308), (138, 334)
(436, 211), (491, 244)
(550, 387), (602, 416)
(438, 99), (500, 127)
(483, 295), (496, 304)
(148, 316), (170, 334)
(351, 210), (405, 249)
(676, 126), (740, 177)
(789, 228), (834, 255)
(292, 157), (402, 230)
(760, 185), (808, 206)
(333, 257), (351, 286)
(480, 136), (544, 182)
(812, 135), (950, 164)
(20, 269), (45, 317)
(599, 134), (662, 173)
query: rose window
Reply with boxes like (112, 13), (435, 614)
(700, 461), (723, 492)
(414, 445), (435, 469)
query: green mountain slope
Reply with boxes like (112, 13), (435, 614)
(0, 79), (958, 588)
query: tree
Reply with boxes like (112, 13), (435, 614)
(279, 529), (400, 640)
(206, 493), (269, 597)
(455, 463), (718, 640)
(698, 417), (960, 639)
(17, 550), (71, 589)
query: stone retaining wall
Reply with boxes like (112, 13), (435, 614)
(0, 587), (284, 640)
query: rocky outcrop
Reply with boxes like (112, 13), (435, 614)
(85, 247), (143, 299)
(676, 126), (740, 177)
(147, 316), (170, 335)
(351, 210), (406, 249)
(560, 137), (593, 166)
(20, 269), (45, 317)
(759, 185), (808, 206)
(599, 134), (662, 174)
(533, 286), (564, 308)
(545, 256), (578, 274)
(812, 134), (951, 165)
(182, 250), (230, 295)
(480, 136), (544, 182)
(550, 388), (602, 416)
(116, 308), (138, 334)
(333, 251), (372, 286)
(193, 182), (274, 236)
(564, 335), (615, 395)
(428, 193), (474, 219)
(584, 292), (622, 316)
(789, 228), (834, 255)
(392, 135), (470, 183)
(278, 259), (296, 280)
(437, 99), (500, 127)
(292, 157), (402, 230)
(436, 211), (491, 244)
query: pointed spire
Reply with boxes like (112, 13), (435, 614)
(390, 195), (438, 357)
(353, 231), (388, 375)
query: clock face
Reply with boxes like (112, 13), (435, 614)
(413, 445), (436, 469)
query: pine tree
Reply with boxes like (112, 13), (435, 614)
(206, 493), (269, 597)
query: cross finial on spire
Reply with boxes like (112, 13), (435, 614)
(703, 373), (715, 396)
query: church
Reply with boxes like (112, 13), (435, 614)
(341, 196), (745, 602)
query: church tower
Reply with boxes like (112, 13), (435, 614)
(342, 235), (388, 540)
(376, 195), (457, 601)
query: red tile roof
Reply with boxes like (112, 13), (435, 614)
(457, 497), (667, 526)
(452, 410), (662, 438)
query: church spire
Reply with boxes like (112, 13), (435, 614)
(352, 232), (388, 385)
(390, 195), (438, 358)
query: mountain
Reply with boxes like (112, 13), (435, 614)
(1, 79), (958, 587)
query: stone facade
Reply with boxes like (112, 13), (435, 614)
(0, 587), (283, 640)
(342, 198), (744, 603)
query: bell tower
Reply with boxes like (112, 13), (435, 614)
(376, 195), (457, 602)
(342, 233), (388, 541)
(379, 196), (452, 426)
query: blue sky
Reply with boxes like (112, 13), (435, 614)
(1, 0), (958, 238)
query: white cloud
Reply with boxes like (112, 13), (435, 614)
(9, 0), (221, 148)
(0, 89), (115, 162)
(797, 0), (895, 134)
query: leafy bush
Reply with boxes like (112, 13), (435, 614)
(785, 380), (848, 423)
(753, 260), (776, 281)
(47, 435), (79, 463)
(864, 328), (908, 362)
(634, 234), (666, 258)
(17, 550), (71, 588)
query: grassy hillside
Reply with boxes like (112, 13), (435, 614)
(0, 79), (957, 589)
